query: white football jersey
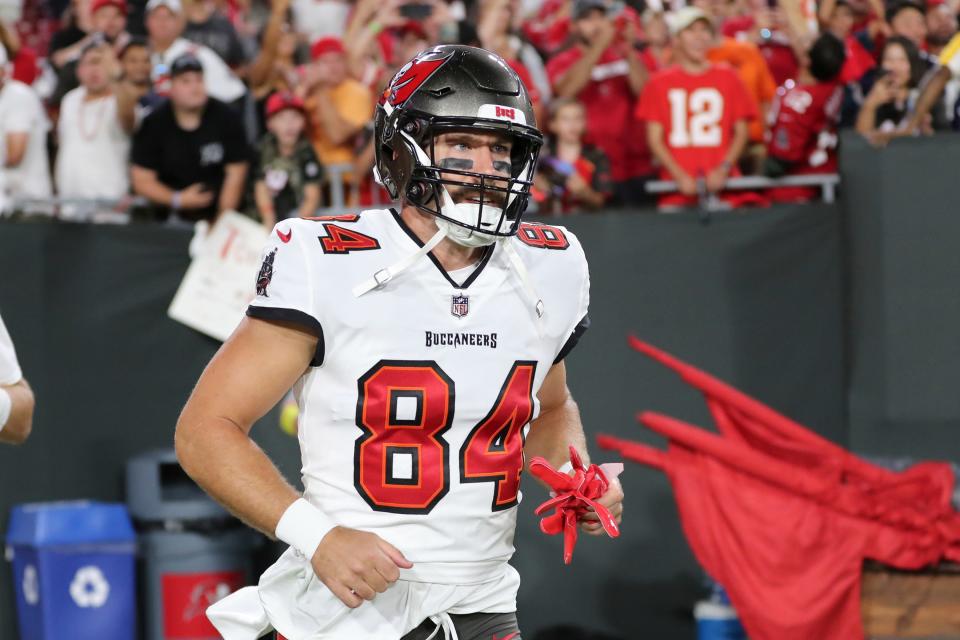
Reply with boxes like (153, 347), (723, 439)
(248, 209), (589, 585)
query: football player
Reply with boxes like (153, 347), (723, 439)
(175, 44), (623, 640)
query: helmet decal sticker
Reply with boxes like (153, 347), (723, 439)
(381, 49), (454, 107)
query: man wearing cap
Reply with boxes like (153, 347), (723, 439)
(251, 92), (323, 225)
(0, 312), (34, 445)
(546, 0), (651, 204)
(50, 0), (131, 106)
(56, 40), (132, 205)
(302, 36), (373, 193)
(131, 52), (249, 224)
(636, 6), (756, 209)
(145, 0), (245, 105)
(0, 44), (52, 210)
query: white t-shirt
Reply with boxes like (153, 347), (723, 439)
(248, 210), (591, 585)
(56, 87), (131, 199)
(0, 79), (52, 202)
(152, 38), (246, 103)
(0, 313), (23, 386)
(291, 0), (350, 41)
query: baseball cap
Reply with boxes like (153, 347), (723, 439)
(310, 36), (346, 60)
(146, 0), (182, 14)
(572, 0), (608, 20)
(266, 91), (305, 118)
(666, 6), (713, 35)
(91, 0), (127, 14)
(393, 20), (429, 40)
(170, 52), (203, 77)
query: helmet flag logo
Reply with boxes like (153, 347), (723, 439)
(382, 50), (453, 107)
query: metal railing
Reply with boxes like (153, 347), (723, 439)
(646, 174), (840, 205)
(320, 163), (393, 214)
(4, 195), (151, 223)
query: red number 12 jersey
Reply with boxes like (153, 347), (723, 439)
(636, 64), (756, 178)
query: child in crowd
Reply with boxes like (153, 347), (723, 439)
(765, 33), (846, 203)
(250, 91), (323, 225)
(534, 97), (612, 215)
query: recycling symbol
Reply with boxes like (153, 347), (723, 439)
(69, 566), (110, 608)
(22, 565), (39, 605)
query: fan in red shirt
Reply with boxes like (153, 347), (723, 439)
(765, 33), (846, 203)
(636, 7), (757, 210)
(546, 0), (651, 203)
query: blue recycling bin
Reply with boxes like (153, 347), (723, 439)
(5, 501), (137, 640)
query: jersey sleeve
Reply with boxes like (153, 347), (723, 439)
(939, 32), (960, 77)
(554, 232), (591, 364)
(0, 314), (23, 385)
(246, 222), (325, 366)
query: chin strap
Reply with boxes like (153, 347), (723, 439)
(352, 227), (447, 297)
(352, 222), (546, 337)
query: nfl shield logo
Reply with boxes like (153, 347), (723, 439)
(451, 294), (469, 318)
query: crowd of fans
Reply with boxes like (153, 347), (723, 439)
(1, 0), (959, 219)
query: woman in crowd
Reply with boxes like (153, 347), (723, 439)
(856, 35), (927, 138)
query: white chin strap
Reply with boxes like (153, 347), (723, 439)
(352, 222), (545, 336)
(352, 226), (447, 297)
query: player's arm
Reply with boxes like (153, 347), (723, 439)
(176, 315), (411, 607)
(524, 360), (623, 534)
(0, 379), (35, 445)
(175, 316), (314, 537)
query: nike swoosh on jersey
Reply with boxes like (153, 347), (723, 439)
(277, 228), (292, 243)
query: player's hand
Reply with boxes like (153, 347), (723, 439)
(580, 475), (623, 536)
(310, 525), (414, 608)
(180, 183), (215, 209)
(706, 165), (729, 193)
(675, 171), (697, 196)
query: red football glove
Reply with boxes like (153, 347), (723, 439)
(530, 445), (622, 564)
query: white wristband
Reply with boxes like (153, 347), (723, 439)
(0, 387), (11, 433)
(275, 498), (336, 560)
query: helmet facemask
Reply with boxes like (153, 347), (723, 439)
(383, 106), (542, 248)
